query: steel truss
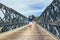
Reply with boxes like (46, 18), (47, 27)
(0, 3), (28, 32)
(36, 0), (60, 38)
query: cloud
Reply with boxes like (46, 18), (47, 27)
(29, 3), (44, 10)
(0, 0), (53, 18)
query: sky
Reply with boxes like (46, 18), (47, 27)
(0, 0), (53, 18)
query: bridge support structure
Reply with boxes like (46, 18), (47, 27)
(36, 0), (60, 38)
(0, 3), (28, 32)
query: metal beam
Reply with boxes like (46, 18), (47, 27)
(36, 0), (60, 38)
(0, 3), (28, 32)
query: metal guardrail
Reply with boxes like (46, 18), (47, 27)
(37, 22), (60, 38)
(0, 22), (28, 26)
(0, 22), (28, 32)
(37, 22), (60, 26)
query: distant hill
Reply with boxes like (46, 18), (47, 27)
(32, 15), (36, 18)
(32, 15), (38, 21)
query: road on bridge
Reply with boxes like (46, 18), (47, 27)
(0, 22), (58, 40)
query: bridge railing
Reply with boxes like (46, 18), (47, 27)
(37, 22), (60, 38)
(36, 0), (60, 38)
(0, 3), (28, 32)
(0, 21), (28, 32)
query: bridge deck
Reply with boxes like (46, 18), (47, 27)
(0, 22), (58, 40)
